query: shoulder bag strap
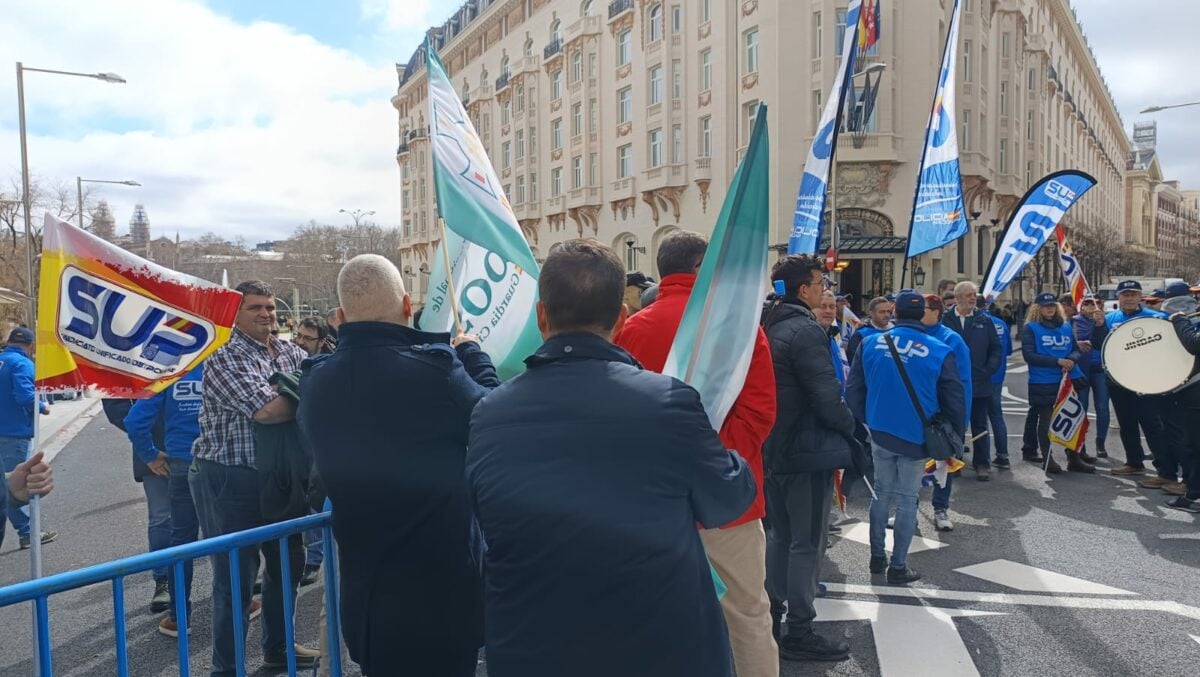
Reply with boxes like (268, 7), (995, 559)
(884, 332), (930, 426)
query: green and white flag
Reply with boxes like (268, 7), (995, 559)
(663, 103), (771, 431)
(418, 39), (542, 378)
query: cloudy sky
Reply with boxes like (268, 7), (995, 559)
(0, 1), (1196, 244)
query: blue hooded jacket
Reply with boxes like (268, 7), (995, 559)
(987, 312), (1012, 384)
(125, 364), (204, 463)
(0, 345), (37, 438)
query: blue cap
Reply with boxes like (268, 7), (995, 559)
(894, 289), (926, 313)
(1035, 292), (1058, 306)
(1116, 280), (1142, 293)
(7, 327), (33, 344)
(1164, 282), (1191, 299)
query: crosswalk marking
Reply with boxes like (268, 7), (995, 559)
(836, 521), (948, 554)
(953, 559), (1136, 595)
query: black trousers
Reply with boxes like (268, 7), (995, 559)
(1162, 396), (1194, 482)
(765, 471), (833, 637)
(1109, 382), (1167, 471)
(970, 395), (994, 468)
(1022, 404), (1053, 458)
(1185, 409), (1200, 500)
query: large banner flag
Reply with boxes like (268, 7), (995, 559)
(419, 38), (541, 378)
(905, 0), (968, 258)
(36, 213), (241, 398)
(788, 0), (862, 256)
(980, 170), (1097, 300)
(664, 103), (770, 431)
(1048, 374), (1089, 451)
(1055, 225), (1091, 306)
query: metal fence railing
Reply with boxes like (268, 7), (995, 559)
(0, 512), (342, 677)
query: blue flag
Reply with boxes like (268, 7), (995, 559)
(788, 0), (862, 256)
(906, 0), (968, 258)
(981, 170), (1097, 300)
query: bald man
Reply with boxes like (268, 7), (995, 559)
(297, 255), (500, 676)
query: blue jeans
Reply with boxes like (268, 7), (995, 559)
(1088, 368), (1110, 448)
(988, 382), (1009, 460)
(304, 516), (323, 568)
(167, 458), (199, 621)
(869, 445), (926, 571)
(142, 469), (172, 581)
(190, 459), (304, 677)
(0, 437), (32, 540)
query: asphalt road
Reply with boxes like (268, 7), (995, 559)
(0, 350), (1196, 676)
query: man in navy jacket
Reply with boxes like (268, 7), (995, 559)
(467, 239), (756, 677)
(299, 255), (499, 677)
(940, 281), (1002, 475)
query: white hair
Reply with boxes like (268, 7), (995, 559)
(954, 280), (978, 295)
(337, 254), (408, 322)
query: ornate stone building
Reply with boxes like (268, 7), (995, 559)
(393, 0), (1130, 303)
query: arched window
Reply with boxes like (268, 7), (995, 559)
(479, 68), (488, 87)
(581, 0), (595, 16)
(524, 38), (534, 57)
(550, 20), (562, 44)
(648, 4), (663, 41)
(500, 55), (510, 74)
(462, 79), (470, 99)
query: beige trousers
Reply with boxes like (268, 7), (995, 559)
(701, 520), (780, 677)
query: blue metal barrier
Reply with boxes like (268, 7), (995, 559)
(0, 512), (343, 677)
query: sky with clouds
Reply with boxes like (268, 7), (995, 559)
(0, 0), (1195, 244)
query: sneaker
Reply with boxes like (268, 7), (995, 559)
(300, 564), (321, 587)
(1111, 465), (1146, 476)
(975, 466), (991, 482)
(993, 457), (1011, 469)
(1096, 447), (1109, 459)
(1165, 496), (1200, 513)
(886, 567), (922, 586)
(869, 555), (888, 574)
(18, 530), (58, 550)
(1138, 476), (1173, 489)
(816, 582), (828, 597)
(158, 616), (187, 638)
(248, 598), (262, 622)
(1162, 482), (1188, 496)
(150, 580), (170, 613)
(263, 644), (320, 669)
(778, 630), (850, 662)
(934, 510), (953, 532)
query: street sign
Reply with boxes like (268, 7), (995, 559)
(825, 247), (837, 271)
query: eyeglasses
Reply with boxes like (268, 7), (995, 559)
(296, 334), (320, 342)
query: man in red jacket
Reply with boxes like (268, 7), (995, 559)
(615, 230), (779, 677)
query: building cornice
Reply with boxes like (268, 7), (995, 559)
(1047, 0), (1127, 149)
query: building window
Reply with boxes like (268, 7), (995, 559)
(701, 0), (710, 22)
(618, 29), (632, 65)
(963, 41), (972, 82)
(743, 100), (758, 144)
(551, 167), (563, 196)
(813, 89), (822, 123)
(672, 60), (682, 99)
(961, 110), (971, 151)
(999, 138), (1008, 173)
(589, 52), (597, 77)
(573, 156), (583, 188)
(649, 128), (663, 166)
(531, 172), (538, 199)
(700, 115), (711, 157)
(963, 0), (973, 10)
(551, 69), (563, 100)
(1001, 32), (1011, 59)
(649, 65), (663, 104)
(979, 113), (987, 153)
(515, 85), (524, 111)
(589, 98), (598, 132)
(672, 5), (682, 33)
(529, 126), (536, 155)
(648, 4), (663, 42)
(744, 28), (759, 74)
(581, 0), (594, 16)
(981, 46), (988, 86)
(813, 12), (822, 58)
(524, 38), (534, 58)
(1028, 67), (1036, 90)
(700, 49), (712, 90)
(515, 129), (525, 157)
(552, 118), (563, 149)
(618, 144), (633, 178)
(672, 124), (682, 164)
(502, 141), (512, 168)
(1000, 81), (1008, 115)
(503, 183), (511, 200)
(572, 102), (583, 136)
(618, 86), (632, 123)
(589, 152), (598, 184)
(502, 99), (511, 125)
(516, 175), (526, 203)
(847, 86), (877, 132)
(1026, 110), (1034, 140)
(571, 51), (583, 82)
(551, 20), (562, 44)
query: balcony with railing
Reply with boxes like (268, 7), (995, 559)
(693, 157), (712, 180)
(495, 70), (510, 91)
(544, 38), (563, 60)
(397, 141), (410, 155)
(609, 0), (634, 20)
(567, 15), (602, 43)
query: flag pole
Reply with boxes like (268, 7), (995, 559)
(438, 218), (464, 335)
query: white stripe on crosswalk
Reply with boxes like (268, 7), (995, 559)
(836, 521), (948, 554)
(953, 559), (1136, 595)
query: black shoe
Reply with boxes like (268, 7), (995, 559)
(1165, 496), (1200, 513)
(975, 466), (991, 481)
(886, 567), (922, 586)
(993, 457), (1011, 469)
(150, 579), (170, 613)
(1096, 446), (1109, 459)
(869, 555), (888, 574)
(300, 564), (321, 587)
(779, 631), (851, 662)
(827, 523), (842, 535)
(816, 582), (828, 597)
(1023, 454), (1044, 464)
(1045, 456), (1064, 475)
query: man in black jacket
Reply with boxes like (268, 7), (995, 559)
(761, 254), (858, 662)
(299, 254), (499, 676)
(1167, 309), (1200, 512)
(941, 281), (1003, 478)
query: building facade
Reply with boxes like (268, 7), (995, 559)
(393, 0), (1129, 305)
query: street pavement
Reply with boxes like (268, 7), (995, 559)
(1, 351), (1197, 676)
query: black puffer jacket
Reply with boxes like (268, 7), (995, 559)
(1172, 315), (1200, 409)
(761, 297), (858, 474)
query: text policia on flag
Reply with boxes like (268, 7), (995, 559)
(417, 38), (542, 378)
(788, 0), (862, 256)
(664, 103), (771, 432)
(1048, 375), (1089, 451)
(36, 213), (241, 398)
(906, 0), (968, 259)
(981, 170), (1097, 301)
(1055, 225), (1092, 306)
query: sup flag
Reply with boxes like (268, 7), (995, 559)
(1055, 225), (1091, 306)
(419, 38), (542, 378)
(788, 0), (862, 256)
(905, 0), (968, 258)
(981, 170), (1097, 301)
(840, 306), (862, 350)
(922, 457), (965, 488)
(36, 213), (241, 398)
(1048, 375), (1089, 451)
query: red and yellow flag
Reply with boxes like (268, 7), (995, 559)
(1048, 374), (1089, 451)
(35, 213), (241, 398)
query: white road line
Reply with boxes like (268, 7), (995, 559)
(953, 559), (1136, 596)
(1191, 634), (1200, 647)
(821, 583), (1200, 620)
(837, 521), (948, 554)
(1001, 386), (1028, 404)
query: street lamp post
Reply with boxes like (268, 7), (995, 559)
(76, 177), (140, 229)
(339, 208), (376, 228)
(1140, 101), (1200, 114)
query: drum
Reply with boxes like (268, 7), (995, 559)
(1102, 317), (1194, 394)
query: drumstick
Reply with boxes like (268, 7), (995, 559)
(967, 431), (989, 443)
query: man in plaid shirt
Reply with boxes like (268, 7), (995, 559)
(189, 280), (318, 674)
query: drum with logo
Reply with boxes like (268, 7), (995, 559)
(1102, 317), (1194, 394)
